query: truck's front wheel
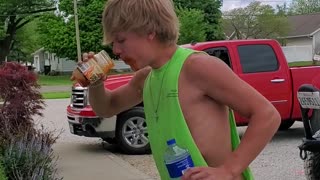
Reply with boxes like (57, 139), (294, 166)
(116, 107), (151, 155)
(278, 120), (295, 131)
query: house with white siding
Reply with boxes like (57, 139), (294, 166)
(31, 48), (131, 74)
(283, 13), (320, 57)
(31, 48), (77, 75)
(223, 13), (320, 62)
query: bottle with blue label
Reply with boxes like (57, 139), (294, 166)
(164, 138), (194, 179)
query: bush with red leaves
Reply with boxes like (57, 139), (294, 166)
(0, 62), (62, 180)
(0, 62), (45, 140)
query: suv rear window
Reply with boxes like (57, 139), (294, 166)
(238, 44), (279, 73)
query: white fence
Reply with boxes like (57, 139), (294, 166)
(281, 45), (313, 63)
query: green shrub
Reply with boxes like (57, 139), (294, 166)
(0, 159), (7, 180)
(2, 130), (60, 180)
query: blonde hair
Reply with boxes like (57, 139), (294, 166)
(102, 0), (179, 45)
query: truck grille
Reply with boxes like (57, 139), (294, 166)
(71, 87), (88, 108)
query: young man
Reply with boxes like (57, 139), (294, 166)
(81, 0), (281, 179)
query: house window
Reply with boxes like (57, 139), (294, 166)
(34, 56), (39, 71)
(237, 44), (279, 73)
(44, 52), (49, 60)
(44, 52), (50, 66)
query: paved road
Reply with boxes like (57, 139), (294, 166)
(37, 99), (308, 180)
(39, 85), (72, 93)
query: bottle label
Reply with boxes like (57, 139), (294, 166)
(78, 60), (102, 83)
(76, 50), (114, 84)
(165, 155), (194, 178)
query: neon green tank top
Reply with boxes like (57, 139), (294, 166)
(143, 47), (254, 180)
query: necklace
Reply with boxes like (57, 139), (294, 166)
(148, 59), (173, 122)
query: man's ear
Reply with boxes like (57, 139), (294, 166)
(148, 32), (156, 41)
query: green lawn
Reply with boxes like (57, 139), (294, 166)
(38, 75), (73, 86)
(42, 91), (71, 99)
(288, 61), (318, 67)
(37, 71), (131, 86)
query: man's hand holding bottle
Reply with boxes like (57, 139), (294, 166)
(70, 51), (114, 87)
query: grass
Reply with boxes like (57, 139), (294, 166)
(38, 75), (73, 86)
(288, 61), (318, 67)
(37, 71), (131, 86)
(38, 75), (72, 99)
(37, 72), (128, 99)
(41, 91), (71, 99)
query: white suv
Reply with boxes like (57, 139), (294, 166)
(66, 75), (150, 155)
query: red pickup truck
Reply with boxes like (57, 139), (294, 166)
(67, 39), (320, 154)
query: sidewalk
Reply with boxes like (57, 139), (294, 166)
(44, 89), (154, 180)
(40, 85), (71, 93)
(54, 142), (153, 180)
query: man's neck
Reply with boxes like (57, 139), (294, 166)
(150, 44), (178, 69)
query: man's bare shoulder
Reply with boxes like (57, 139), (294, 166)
(183, 53), (233, 83)
(128, 66), (152, 89)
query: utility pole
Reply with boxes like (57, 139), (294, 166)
(73, 0), (82, 63)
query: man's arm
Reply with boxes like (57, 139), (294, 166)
(184, 54), (281, 178)
(89, 67), (151, 118)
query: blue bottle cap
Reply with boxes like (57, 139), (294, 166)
(167, 139), (176, 145)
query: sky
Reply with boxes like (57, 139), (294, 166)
(221, 0), (293, 11)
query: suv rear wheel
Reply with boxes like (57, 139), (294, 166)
(116, 107), (151, 154)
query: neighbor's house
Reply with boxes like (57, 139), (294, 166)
(281, 13), (320, 62)
(284, 13), (320, 48)
(31, 48), (77, 75)
(31, 48), (131, 74)
(223, 13), (320, 62)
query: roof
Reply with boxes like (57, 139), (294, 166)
(287, 13), (320, 38)
(31, 47), (45, 56)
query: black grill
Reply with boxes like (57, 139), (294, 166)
(68, 116), (75, 121)
(73, 124), (83, 133)
(71, 87), (87, 108)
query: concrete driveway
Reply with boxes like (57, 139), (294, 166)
(35, 99), (309, 180)
(35, 99), (152, 180)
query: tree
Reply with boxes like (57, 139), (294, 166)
(7, 19), (42, 63)
(0, 0), (55, 64)
(276, 3), (290, 16)
(173, 0), (224, 41)
(37, 0), (108, 60)
(289, 0), (320, 15)
(37, 0), (217, 61)
(176, 7), (207, 45)
(223, 2), (290, 40)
